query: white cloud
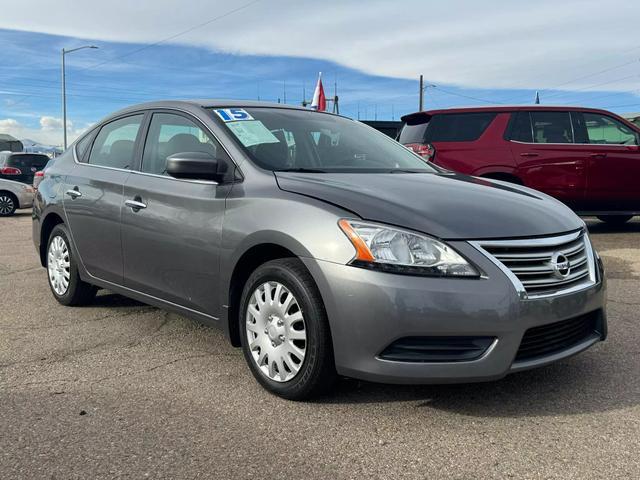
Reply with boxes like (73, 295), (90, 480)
(39, 115), (66, 130)
(0, 116), (85, 145)
(0, 0), (638, 92)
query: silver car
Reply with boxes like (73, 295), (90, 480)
(33, 101), (606, 399)
(0, 177), (34, 216)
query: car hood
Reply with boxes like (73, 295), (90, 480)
(275, 172), (583, 240)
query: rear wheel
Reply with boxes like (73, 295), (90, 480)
(0, 192), (17, 217)
(46, 224), (97, 306)
(597, 215), (633, 225)
(239, 258), (336, 400)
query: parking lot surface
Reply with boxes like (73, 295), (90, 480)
(1, 212), (639, 479)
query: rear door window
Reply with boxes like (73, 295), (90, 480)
(530, 111), (574, 144)
(507, 112), (534, 143)
(425, 112), (497, 142)
(88, 115), (144, 169)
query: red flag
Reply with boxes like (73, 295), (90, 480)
(311, 72), (326, 111)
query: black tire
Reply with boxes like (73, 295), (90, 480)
(0, 191), (17, 217)
(239, 258), (336, 400)
(46, 224), (97, 306)
(597, 215), (633, 225)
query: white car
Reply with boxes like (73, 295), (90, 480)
(0, 178), (35, 216)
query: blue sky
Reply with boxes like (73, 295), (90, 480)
(1, 0), (639, 146)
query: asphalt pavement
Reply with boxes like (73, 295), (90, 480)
(1, 211), (639, 479)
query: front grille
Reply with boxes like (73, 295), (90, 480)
(515, 311), (601, 362)
(477, 230), (595, 298)
(379, 336), (495, 362)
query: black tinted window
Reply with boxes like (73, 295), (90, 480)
(7, 154), (48, 170)
(507, 112), (533, 142)
(426, 113), (496, 142)
(88, 115), (143, 169)
(530, 111), (573, 144)
(142, 113), (221, 176)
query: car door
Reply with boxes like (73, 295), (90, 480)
(508, 110), (587, 209)
(63, 114), (144, 284)
(121, 111), (233, 317)
(572, 111), (640, 212)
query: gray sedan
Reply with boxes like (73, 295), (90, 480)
(0, 177), (34, 216)
(33, 100), (606, 399)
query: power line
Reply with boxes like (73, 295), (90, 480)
(4, 0), (264, 109)
(77, 0), (263, 74)
(433, 86), (501, 105)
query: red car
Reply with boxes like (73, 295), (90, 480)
(399, 105), (640, 224)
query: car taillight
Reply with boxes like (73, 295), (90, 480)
(0, 166), (22, 175)
(404, 143), (435, 160)
(34, 171), (44, 178)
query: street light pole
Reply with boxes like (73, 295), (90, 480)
(61, 45), (98, 149)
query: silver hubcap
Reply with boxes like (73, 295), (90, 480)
(245, 281), (307, 382)
(0, 195), (14, 214)
(47, 236), (70, 296)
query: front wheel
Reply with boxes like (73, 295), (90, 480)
(46, 224), (97, 306)
(239, 258), (336, 400)
(597, 215), (633, 225)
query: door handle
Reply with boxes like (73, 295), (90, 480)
(65, 188), (82, 199)
(589, 153), (607, 158)
(125, 199), (147, 211)
(519, 152), (539, 157)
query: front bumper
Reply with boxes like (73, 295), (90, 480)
(302, 241), (606, 384)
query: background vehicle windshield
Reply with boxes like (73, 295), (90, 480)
(211, 107), (436, 173)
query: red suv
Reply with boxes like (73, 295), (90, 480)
(399, 106), (640, 224)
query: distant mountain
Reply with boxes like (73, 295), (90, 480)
(21, 139), (62, 155)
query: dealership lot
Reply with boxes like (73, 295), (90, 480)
(1, 212), (639, 479)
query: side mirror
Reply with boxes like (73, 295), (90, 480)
(166, 152), (225, 182)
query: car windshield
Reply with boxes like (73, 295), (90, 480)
(210, 107), (436, 173)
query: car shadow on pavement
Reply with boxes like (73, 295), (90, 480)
(585, 219), (640, 235)
(322, 354), (638, 417)
(91, 291), (149, 309)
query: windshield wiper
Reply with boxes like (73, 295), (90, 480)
(387, 169), (429, 173)
(275, 168), (329, 173)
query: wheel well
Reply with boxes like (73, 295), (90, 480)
(0, 190), (18, 203)
(39, 213), (64, 266)
(227, 244), (297, 347)
(480, 172), (524, 185)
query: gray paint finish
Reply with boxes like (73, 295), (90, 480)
(33, 100), (606, 385)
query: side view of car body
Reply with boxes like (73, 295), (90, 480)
(0, 177), (35, 216)
(34, 100), (606, 399)
(0, 151), (49, 185)
(399, 105), (640, 224)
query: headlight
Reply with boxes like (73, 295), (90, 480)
(338, 219), (479, 277)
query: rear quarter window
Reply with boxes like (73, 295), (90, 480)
(426, 112), (497, 142)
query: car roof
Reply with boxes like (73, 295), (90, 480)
(401, 105), (625, 122)
(110, 99), (316, 117)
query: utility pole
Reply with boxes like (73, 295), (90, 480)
(61, 45), (98, 149)
(61, 51), (66, 149)
(283, 80), (287, 104)
(332, 76), (339, 114)
(419, 74), (424, 112)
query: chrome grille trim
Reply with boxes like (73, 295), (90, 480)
(470, 229), (597, 299)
